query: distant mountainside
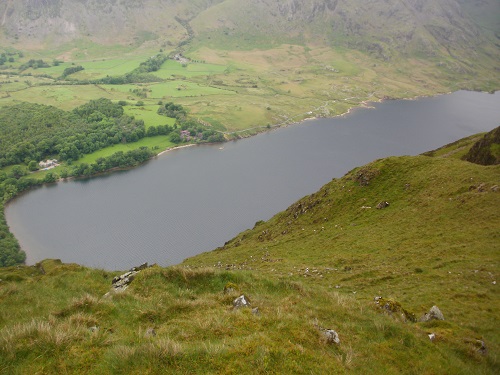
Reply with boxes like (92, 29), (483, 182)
(192, 0), (495, 58)
(1, 0), (499, 69)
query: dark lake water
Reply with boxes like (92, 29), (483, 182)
(5, 91), (500, 270)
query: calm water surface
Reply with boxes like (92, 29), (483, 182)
(6, 91), (500, 270)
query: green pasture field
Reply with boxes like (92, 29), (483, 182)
(75, 136), (176, 165)
(0, 42), (488, 135)
(124, 105), (176, 128)
(21, 55), (149, 80)
(102, 81), (236, 100)
(1, 84), (129, 110)
(73, 56), (151, 80)
(0, 80), (30, 93)
(154, 60), (227, 79)
(149, 81), (235, 98)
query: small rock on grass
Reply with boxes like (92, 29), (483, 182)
(324, 329), (340, 345)
(420, 305), (444, 322)
(145, 328), (156, 337)
(376, 201), (390, 209)
(233, 295), (251, 309)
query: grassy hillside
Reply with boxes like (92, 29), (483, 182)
(1, 133), (498, 373)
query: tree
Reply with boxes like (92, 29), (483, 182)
(170, 133), (181, 143)
(146, 126), (158, 137)
(10, 165), (26, 179)
(28, 160), (39, 171)
(44, 172), (57, 183)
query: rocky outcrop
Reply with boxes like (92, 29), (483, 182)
(420, 305), (444, 322)
(463, 126), (500, 165)
(233, 295), (251, 309)
(374, 296), (416, 322)
(104, 263), (148, 298)
(323, 329), (340, 345)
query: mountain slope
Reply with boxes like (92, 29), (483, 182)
(183, 136), (500, 367)
(1, 0), (499, 65)
(0, 0), (222, 48)
(1, 133), (498, 373)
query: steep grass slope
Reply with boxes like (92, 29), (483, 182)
(0, 133), (498, 373)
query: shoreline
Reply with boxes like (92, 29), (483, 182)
(156, 143), (197, 157)
(3, 88), (496, 267)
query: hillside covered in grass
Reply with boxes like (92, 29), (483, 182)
(0, 133), (498, 373)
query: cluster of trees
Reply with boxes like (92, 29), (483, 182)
(0, 99), (146, 167)
(68, 147), (154, 177)
(0, 53), (16, 66)
(170, 124), (225, 144)
(131, 87), (150, 98)
(73, 97), (125, 119)
(135, 54), (167, 73)
(96, 72), (162, 85)
(19, 59), (50, 70)
(61, 65), (84, 78)
(156, 102), (224, 143)
(0, 163), (38, 266)
(146, 124), (173, 137)
(157, 101), (187, 120)
(0, 204), (26, 267)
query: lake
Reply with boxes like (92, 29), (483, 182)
(5, 90), (500, 270)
